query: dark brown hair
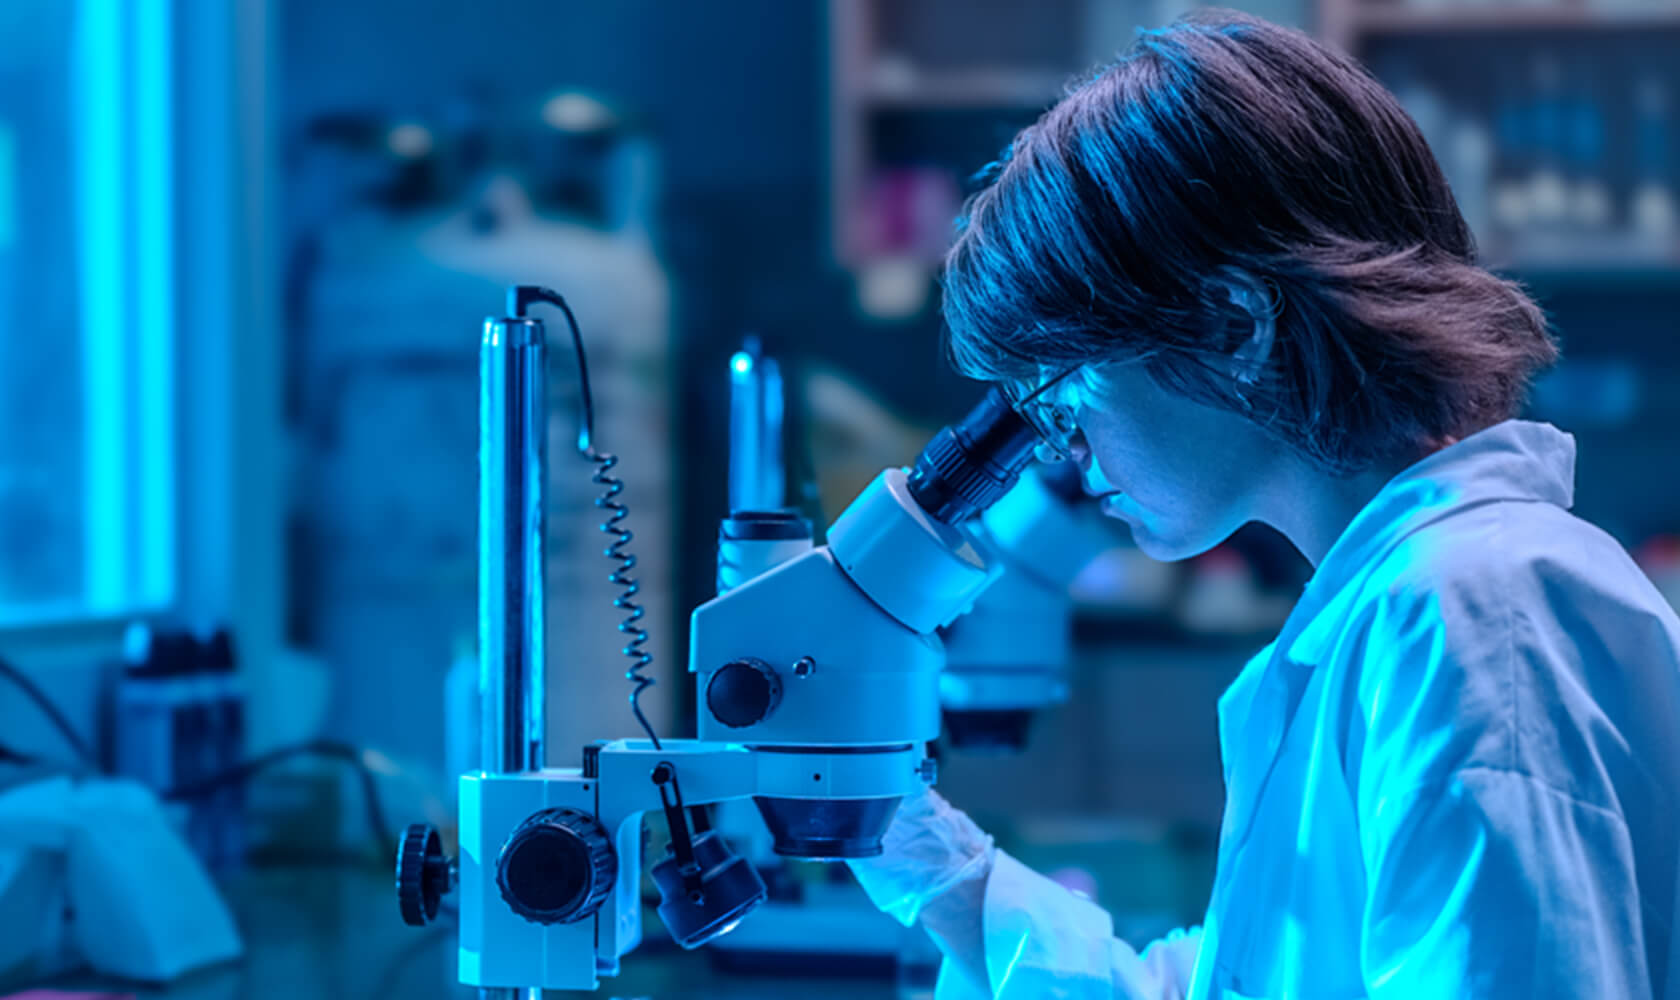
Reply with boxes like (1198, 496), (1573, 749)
(942, 9), (1558, 473)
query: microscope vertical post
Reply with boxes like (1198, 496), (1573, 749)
(478, 312), (548, 1000)
(727, 340), (785, 513)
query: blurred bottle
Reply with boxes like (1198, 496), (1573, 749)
(112, 624), (245, 871)
(1524, 54), (1571, 238)
(1631, 75), (1676, 250)
(856, 167), (960, 320)
(1634, 537), (1680, 614)
(1394, 66), (1494, 253)
(1446, 116), (1495, 248)
(1564, 62), (1613, 234)
(1393, 77), (1451, 159)
(530, 91), (660, 240)
(1492, 77), (1534, 248)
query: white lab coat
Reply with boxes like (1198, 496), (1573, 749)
(936, 420), (1680, 999)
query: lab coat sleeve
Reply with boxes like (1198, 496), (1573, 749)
(1354, 564), (1652, 999)
(924, 848), (1202, 1000)
(1359, 767), (1647, 999)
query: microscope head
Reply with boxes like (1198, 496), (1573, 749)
(690, 389), (1039, 859)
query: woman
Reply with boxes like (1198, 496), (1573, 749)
(848, 10), (1680, 999)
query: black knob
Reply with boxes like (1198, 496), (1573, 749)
(496, 808), (616, 925)
(396, 824), (452, 926)
(706, 658), (783, 729)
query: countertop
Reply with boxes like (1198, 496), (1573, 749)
(40, 864), (906, 1000)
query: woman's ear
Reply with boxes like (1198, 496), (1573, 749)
(1225, 275), (1280, 386)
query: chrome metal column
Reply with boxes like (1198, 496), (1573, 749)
(479, 314), (548, 1000)
(479, 314), (547, 775)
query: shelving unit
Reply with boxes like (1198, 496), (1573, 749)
(829, 1), (1680, 282)
(1321, 0), (1680, 279)
(1325, 0), (1680, 47)
(862, 70), (1069, 111)
(827, 0), (1100, 271)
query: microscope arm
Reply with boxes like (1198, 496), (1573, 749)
(398, 288), (1042, 995)
(455, 468), (979, 990)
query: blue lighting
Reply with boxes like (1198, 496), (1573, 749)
(76, 0), (130, 610)
(0, 124), (14, 249)
(732, 354), (752, 375)
(74, 0), (176, 614)
(135, 0), (176, 609)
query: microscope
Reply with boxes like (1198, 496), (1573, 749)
(705, 343), (1115, 968)
(939, 458), (1114, 752)
(394, 287), (1040, 994)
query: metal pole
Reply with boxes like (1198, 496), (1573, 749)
(727, 339), (785, 512)
(479, 313), (548, 1000)
(479, 314), (547, 776)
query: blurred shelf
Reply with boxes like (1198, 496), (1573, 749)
(863, 69), (1067, 110)
(1502, 257), (1680, 292)
(843, 250), (1680, 291)
(1350, 3), (1680, 35)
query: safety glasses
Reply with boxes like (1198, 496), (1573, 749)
(1002, 366), (1082, 463)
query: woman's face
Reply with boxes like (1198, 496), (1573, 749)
(1043, 361), (1281, 561)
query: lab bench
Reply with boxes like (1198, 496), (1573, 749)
(38, 864), (901, 1000)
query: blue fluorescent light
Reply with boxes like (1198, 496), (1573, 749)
(0, 124), (15, 249)
(135, 0), (176, 608)
(74, 0), (176, 614)
(76, 0), (130, 612)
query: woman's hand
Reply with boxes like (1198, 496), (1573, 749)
(845, 783), (996, 927)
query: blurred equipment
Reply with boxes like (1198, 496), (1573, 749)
(395, 286), (1040, 992)
(939, 461), (1112, 752)
(110, 623), (246, 869)
(293, 92), (672, 774)
(726, 338), (787, 518)
(0, 776), (242, 988)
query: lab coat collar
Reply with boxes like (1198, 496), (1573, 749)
(1263, 419), (1576, 670)
(1303, 419), (1576, 612)
(1215, 420), (1576, 862)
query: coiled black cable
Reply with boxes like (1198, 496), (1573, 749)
(511, 286), (661, 750)
(589, 448), (660, 749)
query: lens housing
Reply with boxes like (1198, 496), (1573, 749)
(907, 389), (1039, 526)
(652, 830), (767, 949)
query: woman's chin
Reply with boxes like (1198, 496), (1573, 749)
(1125, 517), (1221, 564)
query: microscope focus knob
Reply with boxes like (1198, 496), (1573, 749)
(496, 808), (616, 925)
(396, 824), (452, 926)
(706, 658), (783, 729)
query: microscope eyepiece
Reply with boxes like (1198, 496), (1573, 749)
(907, 388), (1039, 526)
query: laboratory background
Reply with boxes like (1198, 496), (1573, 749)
(2, 0), (1678, 997)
